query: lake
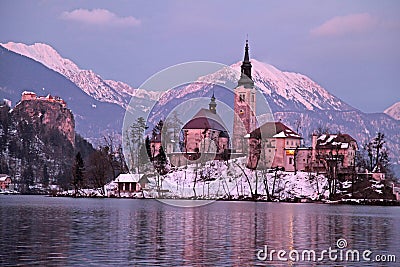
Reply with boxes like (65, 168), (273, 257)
(0, 195), (399, 266)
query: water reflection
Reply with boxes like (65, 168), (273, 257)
(0, 196), (398, 266)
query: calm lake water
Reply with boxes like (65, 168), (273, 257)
(0, 196), (399, 266)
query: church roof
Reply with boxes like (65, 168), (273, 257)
(182, 108), (228, 132)
(237, 39), (254, 88)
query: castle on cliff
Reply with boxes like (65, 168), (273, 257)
(21, 91), (67, 108)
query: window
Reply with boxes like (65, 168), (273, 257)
(239, 109), (244, 114)
(289, 158), (293, 164)
(239, 94), (245, 102)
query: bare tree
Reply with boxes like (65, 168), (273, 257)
(87, 147), (110, 196)
(372, 132), (386, 170)
(362, 132), (390, 172)
(234, 160), (254, 199)
(261, 167), (282, 201)
(126, 117), (148, 174)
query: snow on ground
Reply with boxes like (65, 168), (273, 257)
(58, 158), (329, 200)
(144, 158), (329, 201)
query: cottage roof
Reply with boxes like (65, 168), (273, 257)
(115, 174), (142, 183)
(0, 174), (10, 182)
(316, 134), (357, 150)
(249, 122), (301, 139)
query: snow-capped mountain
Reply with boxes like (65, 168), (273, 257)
(178, 60), (353, 112)
(2, 42), (353, 114)
(0, 42), (160, 108)
(0, 45), (126, 140)
(248, 60), (352, 111)
(1, 42), (399, 173)
(104, 79), (161, 101)
(384, 102), (400, 120)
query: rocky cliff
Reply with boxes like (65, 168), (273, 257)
(0, 99), (93, 191)
(12, 99), (75, 145)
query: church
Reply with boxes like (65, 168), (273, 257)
(181, 93), (230, 159)
(182, 40), (259, 156)
(166, 40), (259, 166)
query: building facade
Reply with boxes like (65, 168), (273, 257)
(247, 122), (302, 171)
(247, 124), (358, 174)
(310, 133), (358, 175)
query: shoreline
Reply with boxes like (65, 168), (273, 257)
(4, 193), (399, 206)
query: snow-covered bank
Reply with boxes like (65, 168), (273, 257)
(144, 158), (329, 201)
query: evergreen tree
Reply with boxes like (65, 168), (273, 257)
(42, 164), (49, 187)
(138, 143), (150, 168)
(152, 120), (164, 140)
(21, 164), (34, 192)
(72, 152), (85, 196)
(164, 111), (183, 145)
(145, 136), (152, 159)
(155, 146), (168, 175)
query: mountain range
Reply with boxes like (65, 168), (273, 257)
(385, 102), (400, 121)
(0, 42), (399, 171)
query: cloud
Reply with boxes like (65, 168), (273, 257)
(311, 13), (378, 37)
(61, 9), (141, 27)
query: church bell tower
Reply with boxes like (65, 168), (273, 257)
(233, 40), (256, 153)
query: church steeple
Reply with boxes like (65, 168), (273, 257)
(233, 39), (257, 154)
(209, 91), (217, 114)
(237, 39), (254, 88)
